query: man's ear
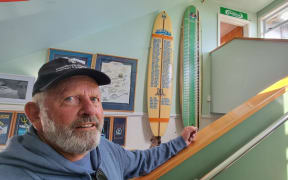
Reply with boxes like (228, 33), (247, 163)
(24, 102), (42, 132)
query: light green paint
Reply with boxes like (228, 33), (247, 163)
(215, 93), (288, 180)
(214, 121), (288, 180)
(257, 0), (286, 17)
(159, 91), (288, 180)
(0, 0), (258, 116)
(211, 39), (288, 113)
(0, 50), (46, 76)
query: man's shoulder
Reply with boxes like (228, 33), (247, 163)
(0, 164), (36, 179)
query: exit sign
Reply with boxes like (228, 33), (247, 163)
(220, 7), (248, 20)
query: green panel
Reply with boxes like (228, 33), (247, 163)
(182, 5), (199, 127)
(220, 7), (248, 20)
(215, 118), (288, 180)
(159, 93), (287, 180)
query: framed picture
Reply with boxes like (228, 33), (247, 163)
(101, 117), (111, 140)
(0, 111), (14, 145)
(112, 117), (127, 146)
(0, 73), (34, 104)
(48, 48), (95, 68)
(13, 112), (31, 136)
(95, 54), (137, 111)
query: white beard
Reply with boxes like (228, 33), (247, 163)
(40, 109), (102, 154)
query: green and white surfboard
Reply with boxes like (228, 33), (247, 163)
(179, 5), (201, 127)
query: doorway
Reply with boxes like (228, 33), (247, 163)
(218, 13), (250, 46)
(220, 22), (243, 45)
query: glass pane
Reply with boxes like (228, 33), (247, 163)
(281, 23), (288, 39)
(265, 26), (281, 39)
(264, 5), (288, 32)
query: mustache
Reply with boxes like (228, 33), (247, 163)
(71, 116), (102, 130)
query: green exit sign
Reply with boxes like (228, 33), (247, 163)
(220, 7), (248, 20)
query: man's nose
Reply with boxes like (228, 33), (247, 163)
(80, 97), (97, 116)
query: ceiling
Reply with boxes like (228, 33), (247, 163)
(0, 0), (276, 61)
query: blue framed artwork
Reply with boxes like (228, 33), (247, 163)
(101, 117), (111, 139)
(95, 54), (137, 111)
(0, 111), (14, 145)
(48, 48), (94, 68)
(14, 112), (31, 136)
(112, 117), (126, 146)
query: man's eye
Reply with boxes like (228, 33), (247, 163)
(64, 96), (79, 104)
(91, 97), (100, 103)
(64, 96), (74, 101)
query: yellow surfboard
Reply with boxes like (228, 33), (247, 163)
(147, 11), (174, 138)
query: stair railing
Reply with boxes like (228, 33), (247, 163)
(200, 112), (288, 180)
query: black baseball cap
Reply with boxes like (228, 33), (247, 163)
(32, 57), (111, 96)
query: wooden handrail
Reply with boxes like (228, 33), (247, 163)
(210, 37), (288, 55)
(136, 86), (287, 180)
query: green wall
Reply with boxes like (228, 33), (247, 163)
(210, 39), (288, 113)
(215, 118), (288, 180)
(159, 92), (288, 180)
(0, 0), (258, 116)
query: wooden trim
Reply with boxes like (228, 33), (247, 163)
(210, 37), (288, 55)
(8, 112), (17, 137)
(109, 117), (114, 141)
(136, 87), (287, 180)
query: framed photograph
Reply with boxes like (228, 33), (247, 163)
(0, 111), (14, 145)
(13, 112), (31, 136)
(48, 48), (95, 68)
(0, 73), (34, 104)
(95, 54), (137, 111)
(112, 117), (127, 146)
(101, 116), (127, 146)
(101, 117), (111, 140)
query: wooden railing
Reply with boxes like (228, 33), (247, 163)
(136, 86), (287, 180)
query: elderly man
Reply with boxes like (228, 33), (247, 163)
(0, 58), (197, 180)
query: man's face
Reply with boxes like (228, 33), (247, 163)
(39, 75), (104, 154)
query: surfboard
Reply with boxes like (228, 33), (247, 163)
(179, 5), (201, 127)
(147, 11), (174, 138)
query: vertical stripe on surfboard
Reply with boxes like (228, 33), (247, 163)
(180, 6), (201, 127)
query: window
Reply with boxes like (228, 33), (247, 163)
(262, 4), (288, 39)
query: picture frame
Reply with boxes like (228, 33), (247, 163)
(102, 117), (112, 140)
(13, 112), (31, 136)
(95, 54), (137, 111)
(0, 73), (34, 104)
(0, 111), (14, 146)
(112, 117), (127, 146)
(48, 48), (95, 68)
(102, 116), (127, 146)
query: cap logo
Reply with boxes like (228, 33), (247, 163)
(68, 58), (85, 65)
(56, 63), (88, 72)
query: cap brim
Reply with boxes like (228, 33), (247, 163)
(39, 68), (111, 92)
